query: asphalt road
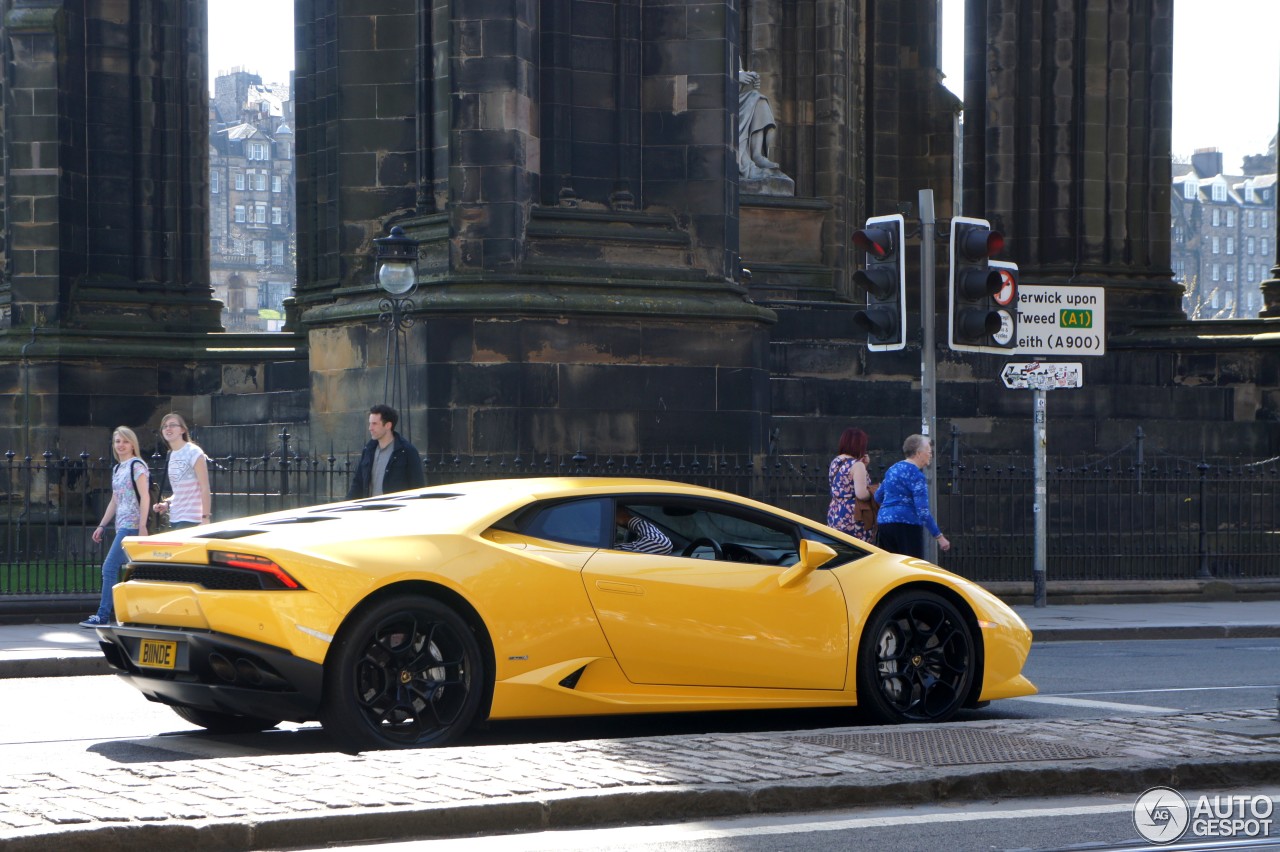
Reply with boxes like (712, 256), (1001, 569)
(293, 792), (1280, 852)
(1, 637), (1275, 769)
(981, 636), (1280, 719)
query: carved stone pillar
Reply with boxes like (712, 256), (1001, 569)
(0, 0), (226, 451)
(963, 0), (1183, 328)
(1, 1), (218, 332)
(297, 0), (777, 456)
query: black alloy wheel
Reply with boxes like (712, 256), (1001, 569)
(320, 595), (484, 752)
(172, 705), (281, 734)
(856, 589), (975, 724)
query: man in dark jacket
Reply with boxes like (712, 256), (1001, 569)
(346, 404), (425, 499)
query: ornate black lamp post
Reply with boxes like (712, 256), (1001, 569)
(373, 225), (419, 441)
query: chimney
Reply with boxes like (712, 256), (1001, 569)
(1191, 147), (1224, 177)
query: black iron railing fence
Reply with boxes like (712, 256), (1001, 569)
(2, 432), (1277, 599)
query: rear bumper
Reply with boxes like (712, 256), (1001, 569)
(96, 624), (324, 723)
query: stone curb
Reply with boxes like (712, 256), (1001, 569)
(4, 754), (1280, 852)
(1029, 625), (1280, 642)
(0, 654), (111, 679)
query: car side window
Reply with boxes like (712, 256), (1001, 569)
(519, 498), (610, 548)
(629, 500), (799, 565)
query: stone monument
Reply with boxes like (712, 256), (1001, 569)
(737, 64), (794, 197)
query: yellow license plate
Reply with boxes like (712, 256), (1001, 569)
(138, 639), (178, 670)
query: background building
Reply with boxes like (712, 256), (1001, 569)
(1172, 147), (1277, 319)
(209, 70), (295, 332)
(0, 2), (1277, 463)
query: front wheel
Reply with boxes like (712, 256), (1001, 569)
(856, 590), (975, 724)
(171, 705), (281, 734)
(320, 595), (485, 752)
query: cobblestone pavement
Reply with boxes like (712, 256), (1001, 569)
(2, 708), (1278, 851)
(2, 601), (1278, 849)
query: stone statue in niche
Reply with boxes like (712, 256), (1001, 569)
(738, 63), (794, 196)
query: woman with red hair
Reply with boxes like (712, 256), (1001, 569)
(827, 427), (875, 542)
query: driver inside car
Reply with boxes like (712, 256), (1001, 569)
(614, 506), (674, 554)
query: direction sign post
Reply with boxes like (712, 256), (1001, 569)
(1032, 390), (1047, 608)
(1015, 285), (1106, 356)
(1002, 360), (1084, 608)
(1001, 361), (1084, 390)
(996, 282), (1103, 605)
(1007, 283), (1102, 604)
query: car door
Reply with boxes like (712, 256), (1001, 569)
(581, 497), (849, 690)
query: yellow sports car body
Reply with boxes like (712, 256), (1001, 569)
(95, 477), (1035, 751)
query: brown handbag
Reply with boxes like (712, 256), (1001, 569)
(853, 482), (879, 532)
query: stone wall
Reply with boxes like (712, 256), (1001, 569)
(0, 0), (1276, 467)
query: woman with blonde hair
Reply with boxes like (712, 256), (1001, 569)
(81, 426), (150, 628)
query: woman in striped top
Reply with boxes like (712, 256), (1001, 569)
(152, 412), (212, 530)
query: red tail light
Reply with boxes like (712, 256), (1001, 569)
(209, 550), (302, 589)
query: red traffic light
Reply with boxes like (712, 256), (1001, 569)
(852, 227), (895, 259)
(957, 227), (1004, 261)
(949, 217), (1017, 352)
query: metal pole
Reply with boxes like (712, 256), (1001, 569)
(279, 428), (291, 498)
(1033, 387), (1047, 607)
(1197, 461), (1212, 578)
(919, 189), (938, 564)
(949, 422), (960, 495)
(379, 297), (414, 444)
(1135, 424), (1144, 495)
(21, 326), (36, 463)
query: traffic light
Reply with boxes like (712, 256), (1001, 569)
(851, 214), (906, 352)
(948, 216), (1017, 353)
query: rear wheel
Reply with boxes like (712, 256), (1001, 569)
(320, 595), (485, 752)
(171, 705), (281, 734)
(856, 590), (974, 724)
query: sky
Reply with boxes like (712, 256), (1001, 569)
(209, 0), (1278, 175)
(207, 0), (295, 91)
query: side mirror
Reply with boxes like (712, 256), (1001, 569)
(778, 540), (838, 588)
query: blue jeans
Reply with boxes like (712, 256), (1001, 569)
(95, 527), (136, 622)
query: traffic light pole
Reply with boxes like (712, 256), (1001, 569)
(918, 189), (938, 564)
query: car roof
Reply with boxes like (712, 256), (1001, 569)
(182, 477), (805, 547)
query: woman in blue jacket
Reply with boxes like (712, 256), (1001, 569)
(875, 434), (951, 559)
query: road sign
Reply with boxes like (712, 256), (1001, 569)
(1014, 285), (1106, 356)
(1001, 361), (1084, 390)
(988, 260), (1017, 347)
(992, 263), (1017, 307)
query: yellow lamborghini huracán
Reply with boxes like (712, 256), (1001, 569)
(94, 478), (1035, 751)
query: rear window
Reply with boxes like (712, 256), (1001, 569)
(518, 498), (610, 548)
